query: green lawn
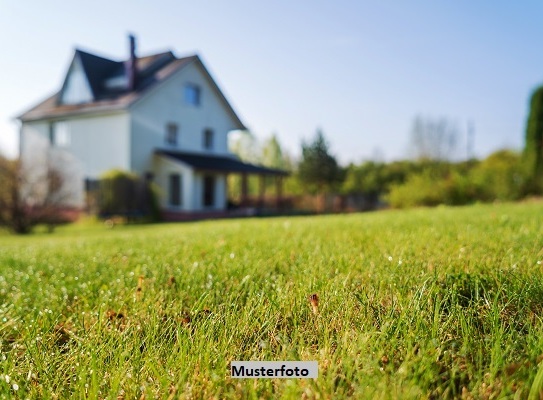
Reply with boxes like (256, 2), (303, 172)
(1, 202), (543, 399)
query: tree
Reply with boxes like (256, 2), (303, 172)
(0, 154), (75, 234)
(470, 149), (523, 201)
(408, 116), (459, 161)
(228, 130), (261, 201)
(298, 129), (341, 192)
(229, 130), (260, 163)
(524, 86), (543, 193)
(261, 134), (285, 169)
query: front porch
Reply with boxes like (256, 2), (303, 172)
(155, 150), (288, 220)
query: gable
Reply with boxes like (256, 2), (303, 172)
(18, 43), (245, 130)
(130, 57), (245, 131)
(60, 54), (93, 105)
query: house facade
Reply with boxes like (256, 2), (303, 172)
(18, 36), (285, 216)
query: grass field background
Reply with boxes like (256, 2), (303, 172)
(1, 202), (543, 399)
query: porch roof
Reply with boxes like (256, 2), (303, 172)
(156, 150), (289, 176)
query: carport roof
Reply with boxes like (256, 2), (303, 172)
(156, 150), (289, 176)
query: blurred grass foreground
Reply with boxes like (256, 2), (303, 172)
(0, 201), (542, 398)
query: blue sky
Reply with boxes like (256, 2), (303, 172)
(1, 1), (542, 163)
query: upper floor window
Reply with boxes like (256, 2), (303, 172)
(203, 128), (214, 150)
(184, 83), (200, 106)
(166, 123), (178, 146)
(49, 121), (70, 147)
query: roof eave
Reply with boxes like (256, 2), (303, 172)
(19, 103), (128, 123)
(156, 149), (289, 176)
(192, 56), (246, 131)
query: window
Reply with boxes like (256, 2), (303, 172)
(169, 174), (181, 207)
(203, 175), (215, 207)
(84, 178), (99, 192)
(49, 121), (70, 147)
(49, 123), (55, 144)
(166, 123), (178, 146)
(203, 128), (214, 150)
(184, 83), (200, 106)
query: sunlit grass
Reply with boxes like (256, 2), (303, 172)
(0, 202), (542, 398)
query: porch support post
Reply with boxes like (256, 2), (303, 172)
(258, 174), (265, 208)
(275, 176), (283, 210)
(241, 173), (248, 206)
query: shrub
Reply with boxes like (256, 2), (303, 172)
(469, 150), (524, 201)
(98, 170), (160, 222)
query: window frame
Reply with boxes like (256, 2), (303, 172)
(203, 128), (214, 150)
(165, 123), (179, 146)
(184, 83), (201, 106)
(169, 173), (182, 207)
(49, 121), (70, 147)
(203, 175), (215, 207)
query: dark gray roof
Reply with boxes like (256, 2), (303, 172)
(18, 49), (246, 130)
(75, 50), (122, 100)
(156, 150), (289, 176)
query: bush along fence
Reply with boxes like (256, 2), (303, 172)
(87, 170), (160, 222)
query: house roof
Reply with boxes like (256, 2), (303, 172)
(18, 48), (246, 129)
(156, 150), (289, 176)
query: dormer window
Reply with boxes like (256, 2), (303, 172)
(166, 123), (178, 146)
(184, 83), (200, 106)
(105, 75), (129, 90)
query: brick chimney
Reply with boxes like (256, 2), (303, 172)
(126, 34), (137, 90)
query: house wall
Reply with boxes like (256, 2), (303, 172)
(19, 121), (84, 206)
(20, 113), (130, 207)
(130, 60), (241, 175)
(153, 155), (195, 211)
(21, 113), (130, 178)
(64, 113), (130, 178)
(192, 172), (227, 211)
(153, 155), (227, 212)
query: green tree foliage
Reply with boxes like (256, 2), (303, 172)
(261, 134), (285, 169)
(229, 130), (260, 163)
(524, 86), (543, 193)
(470, 150), (524, 201)
(227, 131), (261, 201)
(385, 150), (523, 208)
(298, 129), (342, 192)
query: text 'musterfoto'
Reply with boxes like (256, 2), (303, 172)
(231, 361), (318, 378)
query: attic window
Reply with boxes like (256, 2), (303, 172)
(184, 83), (200, 106)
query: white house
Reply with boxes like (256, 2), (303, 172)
(18, 36), (285, 218)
